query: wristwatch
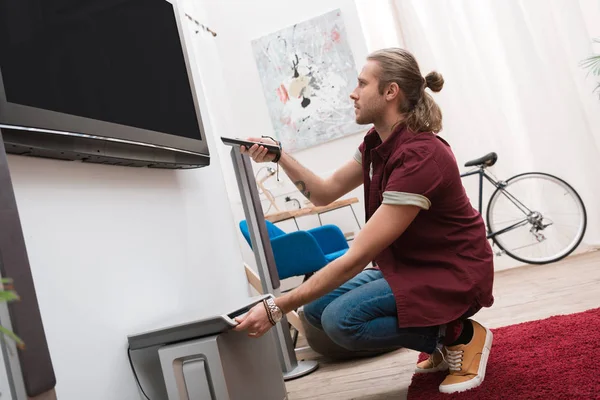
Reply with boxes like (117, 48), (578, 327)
(263, 297), (283, 325)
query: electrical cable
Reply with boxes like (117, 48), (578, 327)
(127, 346), (152, 400)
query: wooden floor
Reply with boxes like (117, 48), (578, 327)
(285, 249), (600, 400)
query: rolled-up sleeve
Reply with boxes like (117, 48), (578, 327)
(353, 148), (362, 165)
(382, 149), (443, 210)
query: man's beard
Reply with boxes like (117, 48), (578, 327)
(355, 98), (385, 125)
(356, 108), (375, 125)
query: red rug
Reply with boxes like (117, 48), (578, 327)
(408, 307), (600, 399)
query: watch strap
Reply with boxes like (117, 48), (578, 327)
(262, 298), (282, 325)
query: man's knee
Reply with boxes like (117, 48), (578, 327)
(321, 305), (363, 351)
(303, 301), (323, 329)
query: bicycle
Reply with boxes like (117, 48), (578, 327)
(460, 152), (587, 265)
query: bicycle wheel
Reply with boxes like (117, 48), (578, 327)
(486, 172), (587, 264)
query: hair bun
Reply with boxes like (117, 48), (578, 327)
(425, 71), (444, 92)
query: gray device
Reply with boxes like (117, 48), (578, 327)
(0, 128), (56, 399)
(127, 294), (288, 400)
(228, 145), (318, 380)
(127, 294), (271, 350)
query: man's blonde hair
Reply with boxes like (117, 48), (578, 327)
(367, 48), (444, 133)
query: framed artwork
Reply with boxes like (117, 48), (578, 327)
(252, 9), (363, 152)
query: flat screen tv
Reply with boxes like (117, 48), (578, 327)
(0, 0), (210, 169)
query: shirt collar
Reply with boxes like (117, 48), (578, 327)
(365, 123), (411, 161)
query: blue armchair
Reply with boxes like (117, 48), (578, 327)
(238, 220), (349, 281)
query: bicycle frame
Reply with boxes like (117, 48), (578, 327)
(461, 167), (531, 241)
(460, 167), (496, 215)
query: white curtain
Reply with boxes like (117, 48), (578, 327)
(356, 0), (600, 248)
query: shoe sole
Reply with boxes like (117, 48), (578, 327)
(414, 360), (449, 374)
(438, 326), (494, 394)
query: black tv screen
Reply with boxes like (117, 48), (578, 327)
(0, 0), (210, 168)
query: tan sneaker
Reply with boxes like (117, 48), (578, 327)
(439, 320), (493, 394)
(414, 347), (449, 373)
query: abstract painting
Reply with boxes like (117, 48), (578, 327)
(251, 9), (363, 152)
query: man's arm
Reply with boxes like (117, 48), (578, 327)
(275, 203), (421, 314)
(281, 154), (363, 206)
(242, 137), (363, 206)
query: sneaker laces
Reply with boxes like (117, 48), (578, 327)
(431, 344), (447, 367)
(445, 349), (464, 372)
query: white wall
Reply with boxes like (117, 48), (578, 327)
(189, 0), (372, 279)
(5, 2), (250, 398)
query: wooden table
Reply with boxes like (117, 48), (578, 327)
(264, 197), (361, 230)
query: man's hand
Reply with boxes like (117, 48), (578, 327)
(232, 302), (274, 338)
(240, 137), (278, 163)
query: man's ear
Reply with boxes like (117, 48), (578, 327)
(385, 82), (401, 102)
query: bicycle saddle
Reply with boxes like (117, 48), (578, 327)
(464, 152), (498, 167)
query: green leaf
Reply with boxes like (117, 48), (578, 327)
(0, 280), (25, 349)
(581, 55), (600, 76)
(581, 38), (600, 77)
(0, 325), (25, 350)
(0, 291), (19, 302)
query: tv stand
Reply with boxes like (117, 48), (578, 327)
(229, 145), (318, 381)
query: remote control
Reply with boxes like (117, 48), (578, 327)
(221, 136), (281, 155)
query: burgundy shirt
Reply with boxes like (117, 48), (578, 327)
(358, 125), (494, 327)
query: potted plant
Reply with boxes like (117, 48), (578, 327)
(581, 38), (600, 97)
(0, 278), (25, 350)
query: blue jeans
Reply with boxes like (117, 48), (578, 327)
(303, 269), (440, 354)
